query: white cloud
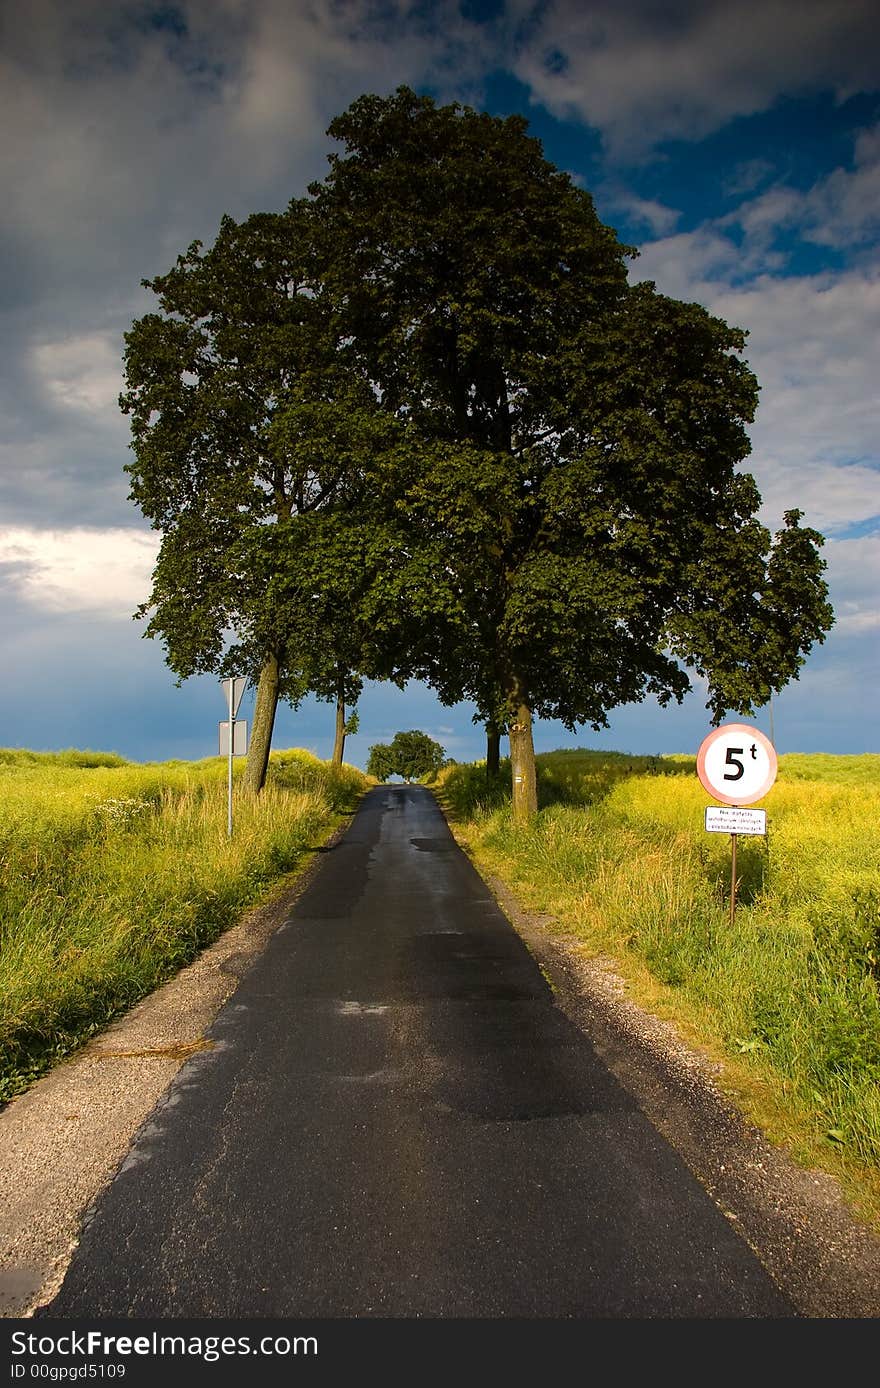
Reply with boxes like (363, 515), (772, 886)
(632, 224), (784, 294)
(823, 533), (880, 637)
(757, 461), (880, 536)
(31, 333), (124, 415)
(632, 221), (880, 658)
(727, 121), (880, 251)
(602, 190), (680, 237)
(631, 246), (880, 532)
(511, 0), (880, 153)
(0, 527), (158, 616)
(722, 159), (776, 198)
(709, 274), (880, 519)
(1, 4), (313, 294)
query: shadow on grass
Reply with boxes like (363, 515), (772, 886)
(719, 837), (769, 907)
(442, 750), (772, 911)
(441, 749), (695, 820)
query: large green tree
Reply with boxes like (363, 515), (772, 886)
(123, 87), (833, 817)
(310, 87), (833, 820)
(121, 205), (398, 790)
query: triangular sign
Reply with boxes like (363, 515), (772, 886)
(221, 677), (247, 718)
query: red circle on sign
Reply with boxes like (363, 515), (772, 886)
(696, 723), (778, 806)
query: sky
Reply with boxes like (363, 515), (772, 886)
(1, 0), (878, 768)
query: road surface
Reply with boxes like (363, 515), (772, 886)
(46, 785), (793, 1317)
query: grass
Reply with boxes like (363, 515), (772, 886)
(438, 748), (880, 1224)
(5, 739), (878, 1223)
(0, 747), (366, 1103)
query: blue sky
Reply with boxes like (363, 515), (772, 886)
(1, 0), (878, 766)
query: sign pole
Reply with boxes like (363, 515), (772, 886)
(729, 833), (738, 926)
(227, 680), (234, 839)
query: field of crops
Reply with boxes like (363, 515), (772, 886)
(0, 747), (366, 1103)
(440, 749), (880, 1207)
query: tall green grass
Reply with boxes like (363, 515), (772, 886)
(0, 748), (366, 1102)
(440, 750), (880, 1177)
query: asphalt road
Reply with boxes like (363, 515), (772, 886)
(46, 785), (793, 1318)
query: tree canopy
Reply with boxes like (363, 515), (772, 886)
(308, 87), (833, 817)
(122, 86), (833, 816)
(121, 205), (404, 788)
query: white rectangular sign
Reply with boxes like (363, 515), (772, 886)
(705, 806), (766, 836)
(219, 720), (248, 756)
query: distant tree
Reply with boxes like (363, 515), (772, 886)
(366, 731), (445, 782)
(366, 743), (396, 782)
(311, 87), (834, 820)
(389, 730), (446, 782)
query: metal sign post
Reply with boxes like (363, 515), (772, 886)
(696, 723), (778, 924)
(227, 678), (234, 838)
(220, 678), (247, 838)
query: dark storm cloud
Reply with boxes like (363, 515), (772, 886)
(0, 0), (491, 529)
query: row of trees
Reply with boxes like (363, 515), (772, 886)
(123, 87), (833, 821)
(366, 730), (446, 783)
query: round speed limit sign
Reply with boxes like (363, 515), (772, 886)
(696, 723), (778, 806)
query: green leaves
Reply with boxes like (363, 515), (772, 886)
(122, 201), (411, 721)
(307, 86), (831, 744)
(669, 508), (833, 721)
(367, 730), (446, 783)
(122, 84), (834, 795)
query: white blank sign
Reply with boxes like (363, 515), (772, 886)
(219, 721), (248, 756)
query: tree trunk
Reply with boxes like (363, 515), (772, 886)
(332, 684), (346, 766)
(485, 721), (501, 778)
(242, 651), (281, 795)
(507, 680), (537, 823)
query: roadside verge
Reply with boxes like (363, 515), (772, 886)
(0, 823), (348, 1319)
(442, 821), (880, 1318)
